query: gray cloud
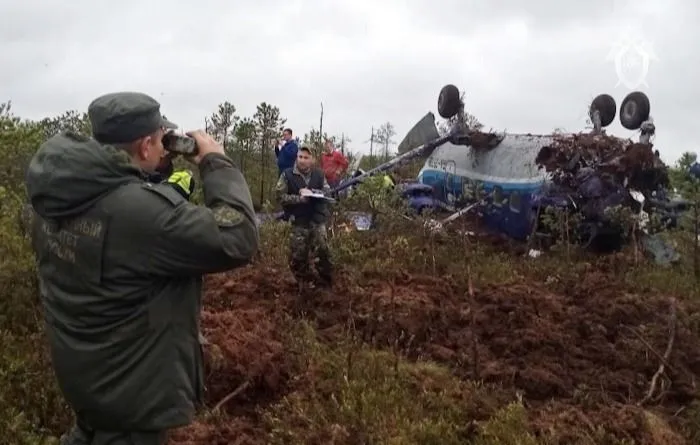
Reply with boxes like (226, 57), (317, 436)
(1, 0), (698, 164)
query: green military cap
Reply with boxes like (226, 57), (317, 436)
(88, 92), (178, 144)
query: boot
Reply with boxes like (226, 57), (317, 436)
(315, 272), (333, 288)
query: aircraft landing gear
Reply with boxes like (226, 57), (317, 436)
(437, 84), (462, 119)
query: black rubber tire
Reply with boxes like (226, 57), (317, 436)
(619, 91), (651, 130)
(437, 84), (462, 119)
(589, 94), (617, 127)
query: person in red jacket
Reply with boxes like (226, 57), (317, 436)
(320, 139), (349, 188)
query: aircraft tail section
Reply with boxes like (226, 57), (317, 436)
(397, 112), (440, 154)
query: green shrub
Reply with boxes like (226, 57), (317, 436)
(263, 322), (505, 445)
(2, 102), (699, 445)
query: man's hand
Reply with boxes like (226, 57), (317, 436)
(186, 129), (225, 164)
(299, 188), (311, 202)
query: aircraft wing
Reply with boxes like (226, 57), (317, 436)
(397, 112), (440, 154)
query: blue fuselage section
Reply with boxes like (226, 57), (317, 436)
(417, 134), (554, 240)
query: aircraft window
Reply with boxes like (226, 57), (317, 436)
(510, 191), (521, 212)
(462, 180), (473, 200)
(492, 186), (504, 207)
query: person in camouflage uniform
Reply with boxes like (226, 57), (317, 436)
(276, 145), (333, 287)
(24, 92), (258, 445)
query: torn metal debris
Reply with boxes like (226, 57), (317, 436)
(532, 130), (684, 263)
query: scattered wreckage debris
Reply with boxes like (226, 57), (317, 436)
(534, 91), (667, 193)
(534, 133), (669, 193)
(532, 132), (679, 263)
(264, 87), (685, 267)
(526, 91), (688, 264)
(420, 89), (688, 265)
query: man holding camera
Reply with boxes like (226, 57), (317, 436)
(275, 145), (333, 290)
(275, 127), (298, 175)
(24, 92), (259, 445)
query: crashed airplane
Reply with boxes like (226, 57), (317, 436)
(324, 84), (691, 262)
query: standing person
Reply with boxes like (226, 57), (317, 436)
(274, 128), (298, 221)
(24, 91), (259, 445)
(690, 160), (700, 180)
(275, 145), (333, 288)
(320, 139), (349, 188)
(275, 127), (298, 175)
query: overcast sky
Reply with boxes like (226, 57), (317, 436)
(1, 0), (697, 164)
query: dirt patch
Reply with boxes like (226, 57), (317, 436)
(201, 268), (298, 408)
(344, 275), (699, 403)
(167, 256), (700, 444)
(201, 308), (289, 408)
(331, 271), (700, 442)
(168, 417), (265, 445)
(168, 268), (301, 444)
(535, 133), (629, 171)
(469, 130), (504, 150)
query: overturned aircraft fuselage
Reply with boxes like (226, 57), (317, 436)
(416, 86), (684, 251)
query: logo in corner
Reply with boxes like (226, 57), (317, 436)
(606, 30), (658, 90)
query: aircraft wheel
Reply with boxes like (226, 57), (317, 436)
(620, 91), (651, 130)
(590, 94), (616, 127)
(438, 84), (462, 119)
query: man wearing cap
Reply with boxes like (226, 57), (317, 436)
(145, 114), (196, 200)
(24, 92), (259, 445)
(275, 145), (333, 290)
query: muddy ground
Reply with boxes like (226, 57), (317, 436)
(167, 247), (700, 444)
(167, 133), (696, 444)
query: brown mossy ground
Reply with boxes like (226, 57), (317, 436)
(163, 212), (700, 445)
(3, 191), (700, 445)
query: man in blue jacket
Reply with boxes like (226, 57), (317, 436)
(690, 161), (700, 180)
(275, 128), (298, 175)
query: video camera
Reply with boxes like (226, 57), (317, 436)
(162, 130), (197, 156)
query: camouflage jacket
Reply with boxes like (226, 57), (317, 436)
(275, 165), (330, 225)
